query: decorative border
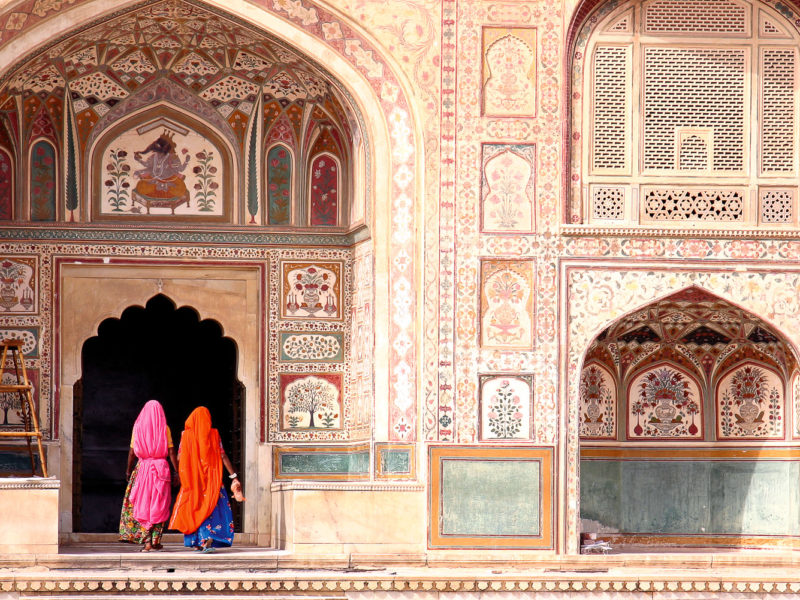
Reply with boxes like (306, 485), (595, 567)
(7, 577), (800, 592)
(428, 445), (554, 549)
(374, 442), (416, 480)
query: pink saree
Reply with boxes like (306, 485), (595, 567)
(128, 400), (171, 530)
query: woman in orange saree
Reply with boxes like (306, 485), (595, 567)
(169, 406), (241, 552)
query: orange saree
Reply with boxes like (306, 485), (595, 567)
(168, 407), (223, 534)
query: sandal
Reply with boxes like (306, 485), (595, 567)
(141, 541), (153, 552)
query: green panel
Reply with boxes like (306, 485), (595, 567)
(379, 448), (411, 474)
(280, 450), (369, 475)
(441, 458), (540, 536)
(581, 459), (800, 535)
(0, 451), (39, 474)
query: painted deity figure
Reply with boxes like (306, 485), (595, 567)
(132, 131), (191, 213)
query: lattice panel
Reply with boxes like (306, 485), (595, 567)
(760, 188), (795, 223)
(643, 47), (745, 172)
(591, 186), (625, 219)
(643, 0), (748, 34)
(642, 188), (744, 221)
(760, 48), (796, 174)
(592, 45), (629, 171)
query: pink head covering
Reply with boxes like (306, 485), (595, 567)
(129, 400), (171, 530)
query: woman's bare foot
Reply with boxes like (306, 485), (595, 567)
(141, 540), (153, 552)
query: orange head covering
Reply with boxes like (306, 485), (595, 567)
(168, 406), (222, 534)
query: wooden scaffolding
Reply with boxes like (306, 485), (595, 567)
(0, 340), (47, 477)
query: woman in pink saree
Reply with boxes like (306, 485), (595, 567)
(119, 400), (178, 551)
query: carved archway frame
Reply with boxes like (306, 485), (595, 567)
(0, 0), (424, 449)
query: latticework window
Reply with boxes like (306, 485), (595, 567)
(572, 0), (800, 228)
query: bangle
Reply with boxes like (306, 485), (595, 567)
(229, 473), (238, 479)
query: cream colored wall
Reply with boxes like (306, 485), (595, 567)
(56, 264), (266, 537)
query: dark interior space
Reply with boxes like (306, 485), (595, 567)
(73, 294), (243, 534)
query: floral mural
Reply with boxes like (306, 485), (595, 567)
(310, 153), (339, 226)
(479, 374), (533, 440)
(482, 28), (537, 117)
(579, 363), (616, 439)
(717, 363), (784, 439)
(281, 261), (342, 320)
(480, 259), (535, 349)
(0, 257), (36, 314)
(628, 364), (703, 439)
(30, 141), (56, 221)
(267, 144), (292, 225)
(481, 144), (535, 233)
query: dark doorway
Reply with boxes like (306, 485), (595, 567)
(73, 294), (243, 533)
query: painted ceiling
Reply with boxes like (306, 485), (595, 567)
(585, 287), (799, 385)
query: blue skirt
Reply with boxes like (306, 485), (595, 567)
(183, 486), (234, 548)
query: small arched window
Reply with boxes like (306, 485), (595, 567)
(309, 152), (340, 227)
(266, 143), (293, 226)
(570, 0), (800, 229)
(29, 139), (57, 221)
(0, 147), (14, 220)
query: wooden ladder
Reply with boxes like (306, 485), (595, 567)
(0, 340), (47, 477)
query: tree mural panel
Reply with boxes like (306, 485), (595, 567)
(29, 140), (56, 221)
(309, 154), (339, 226)
(716, 362), (784, 439)
(279, 373), (342, 430)
(267, 144), (292, 225)
(627, 363), (703, 439)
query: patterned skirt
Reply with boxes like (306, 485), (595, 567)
(118, 462), (165, 544)
(183, 486), (234, 548)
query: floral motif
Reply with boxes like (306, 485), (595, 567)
(267, 145), (291, 225)
(579, 364), (615, 438)
(281, 374), (341, 430)
(480, 375), (532, 440)
(192, 150), (218, 212)
(718, 364), (783, 438)
(310, 154), (338, 226)
(104, 149), (131, 211)
(630, 366), (701, 438)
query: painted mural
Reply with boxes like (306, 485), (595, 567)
(281, 261), (342, 320)
(97, 121), (226, 218)
(279, 372), (342, 430)
(579, 363), (616, 439)
(0, 257), (36, 314)
(716, 362), (784, 439)
(478, 374), (533, 441)
(481, 28), (537, 117)
(627, 363), (703, 439)
(479, 260), (535, 350)
(481, 144), (536, 234)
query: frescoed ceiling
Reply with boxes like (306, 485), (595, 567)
(0, 0), (353, 156)
(585, 286), (799, 384)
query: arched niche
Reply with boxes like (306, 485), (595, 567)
(578, 285), (800, 549)
(29, 138), (57, 221)
(89, 105), (235, 223)
(2, 0), (421, 446)
(56, 261), (262, 536)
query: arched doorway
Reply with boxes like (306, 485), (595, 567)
(72, 294), (243, 534)
(578, 287), (800, 549)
